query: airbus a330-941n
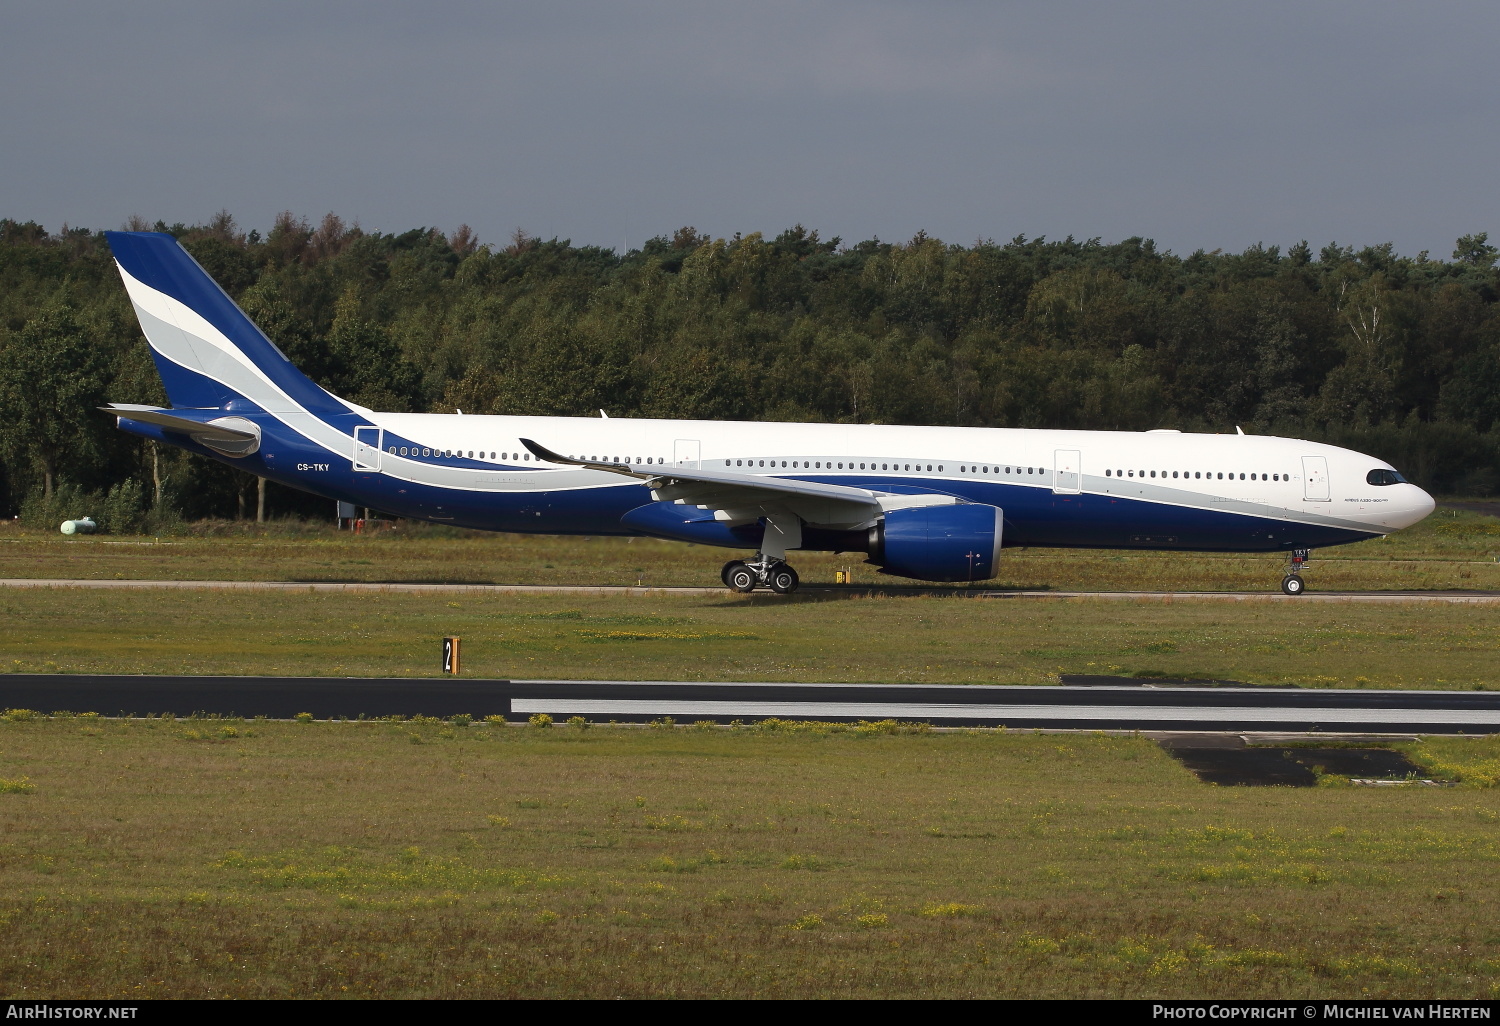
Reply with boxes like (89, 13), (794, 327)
(101, 231), (1435, 595)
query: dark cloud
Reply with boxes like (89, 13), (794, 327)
(3, 1), (1494, 254)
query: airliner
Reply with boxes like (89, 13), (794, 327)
(100, 231), (1435, 595)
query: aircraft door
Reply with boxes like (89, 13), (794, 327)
(353, 426), (383, 472)
(674, 439), (701, 468)
(1053, 449), (1081, 494)
(1302, 455), (1330, 501)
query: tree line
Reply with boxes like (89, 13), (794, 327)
(1, 211), (1497, 527)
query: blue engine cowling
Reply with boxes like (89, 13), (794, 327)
(868, 503), (1004, 582)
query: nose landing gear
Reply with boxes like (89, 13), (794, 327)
(1281, 548), (1310, 595)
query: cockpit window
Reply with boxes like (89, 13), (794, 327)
(1366, 469), (1408, 486)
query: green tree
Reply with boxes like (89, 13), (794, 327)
(1453, 232), (1497, 269)
(0, 304), (111, 497)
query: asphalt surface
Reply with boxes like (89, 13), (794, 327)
(1155, 735), (1429, 786)
(2, 577), (1500, 603)
(2, 675), (1497, 733)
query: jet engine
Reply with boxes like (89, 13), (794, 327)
(866, 503), (1004, 582)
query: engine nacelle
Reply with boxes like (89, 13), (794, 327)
(867, 503), (1003, 582)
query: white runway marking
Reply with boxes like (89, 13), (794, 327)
(511, 699), (1500, 726)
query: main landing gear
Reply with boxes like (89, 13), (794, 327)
(721, 557), (800, 594)
(1281, 548), (1311, 595)
(721, 515), (804, 595)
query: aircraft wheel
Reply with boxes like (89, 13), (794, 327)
(727, 565), (758, 593)
(1281, 574), (1305, 596)
(721, 560), (747, 587)
(768, 564), (800, 594)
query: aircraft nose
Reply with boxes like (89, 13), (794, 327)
(1398, 485), (1436, 528)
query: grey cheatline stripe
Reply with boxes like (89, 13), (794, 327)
(1, 579), (1498, 604)
(1078, 473), (1378, 534)
(510, 699), (1500, 726)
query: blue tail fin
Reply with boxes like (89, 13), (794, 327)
(106, 231), (347, 415)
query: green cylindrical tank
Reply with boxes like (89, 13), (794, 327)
(60, 517), (97, 535)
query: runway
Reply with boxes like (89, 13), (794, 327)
(3, 578), (1500, 604)
(2, 674), (1497, 733)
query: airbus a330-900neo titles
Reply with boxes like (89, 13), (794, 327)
(100, 231), (1435, 595)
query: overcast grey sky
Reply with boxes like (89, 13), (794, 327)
(4, 1), (1495, 256)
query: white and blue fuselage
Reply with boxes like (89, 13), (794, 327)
(101, 231), (1435, 589)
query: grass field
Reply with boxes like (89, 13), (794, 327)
(3, 501), (1500, 593)
(3, 587), (1500, 689)
(4, 509), (1499, 998)
(0, 716), (1496, 999)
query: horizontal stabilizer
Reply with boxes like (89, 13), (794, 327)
(103, 405), (254, 440)
(102, 405), (261, 456)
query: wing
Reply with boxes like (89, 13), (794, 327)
(519, 437), (955, 528)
